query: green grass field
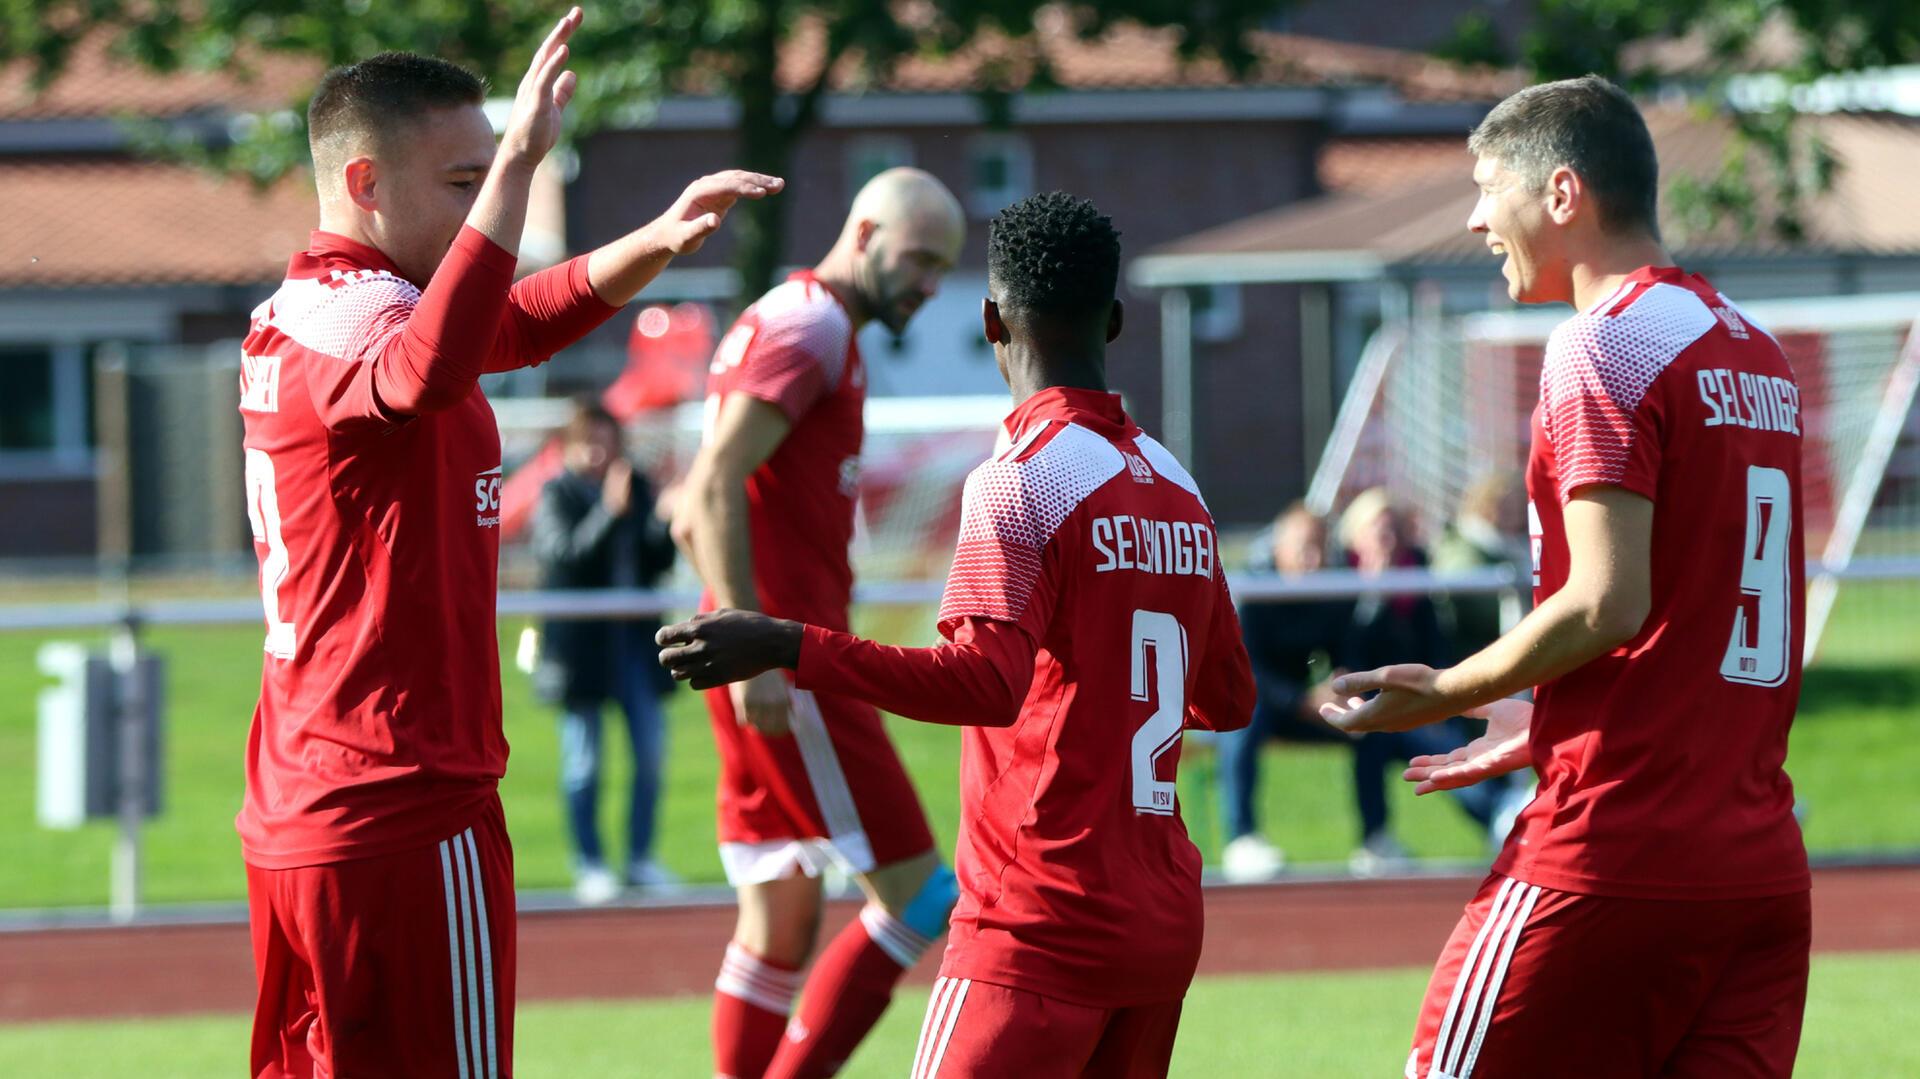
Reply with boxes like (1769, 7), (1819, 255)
(2, 583), (1918, 908)
(3, 954), (1916, 1077)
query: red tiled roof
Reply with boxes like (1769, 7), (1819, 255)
(1, 162), (315, 287)
(1145, 109), (1920, 272)
(0, 35), (318, 120)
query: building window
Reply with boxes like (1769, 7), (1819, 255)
(0, 345), (56, 450)
(967, 133), (1033, 217)
(847, 136), (914, 201)
(1192, 284), (1243, 343)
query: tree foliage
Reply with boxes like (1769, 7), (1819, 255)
(2, 1), (1292, 298)
(1440, 0), (1920, 245)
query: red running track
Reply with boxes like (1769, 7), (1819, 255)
(3, 866), (1915, 1023)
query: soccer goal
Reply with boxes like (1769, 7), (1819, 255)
(1306, 292), (1920, 663)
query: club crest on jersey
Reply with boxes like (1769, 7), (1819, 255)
(1123, 451), (1155, 484)
(1712, 306), (1750, 340)
(239, 354), (281, 413)
(474, 466), (503, 527)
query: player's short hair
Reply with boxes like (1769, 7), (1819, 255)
(1468, 74), (1660, 238)
(308, 52), (487, 190)
(563, 398), (619, 444)
(987, 191), (1122, 322)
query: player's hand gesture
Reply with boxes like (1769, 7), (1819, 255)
(651, 171), (786, 255)
(498, 7), (582, 168)
(1402, 698), (1534, 795)
(1318, 663), (1461, 733)
(657, 610), (801, 688)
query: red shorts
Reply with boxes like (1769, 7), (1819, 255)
(247, 797), (516, 1079)
(910, 977), (1183, 1079)
(1407, 874), (1810, 1079)
(707, 677), (934, 886)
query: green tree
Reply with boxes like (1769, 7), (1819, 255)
(1437, 0), (1920, 244)
(3, 1), (1291, 300)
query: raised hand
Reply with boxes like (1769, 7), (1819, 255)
(498, 7), (583, 168)
(1402, 698), (1534, 795)
(651, 171), (786, 255)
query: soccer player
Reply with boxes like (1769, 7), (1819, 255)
(660, 191), (1256, 1079)
(1321, 76), (1811, 1079)
(670, 167), (965, 1079)
(236, 11), (779, 1076)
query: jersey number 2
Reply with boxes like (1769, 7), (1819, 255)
(244, 448), (297, 659)
(1721, 465), (1791, 687)
(1130, 609), (1188, 816)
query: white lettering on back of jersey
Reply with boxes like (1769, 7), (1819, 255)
(1697, 368), (1799, 435)
(239, 354), (281, 413)
(1091, 515), (1214, 579)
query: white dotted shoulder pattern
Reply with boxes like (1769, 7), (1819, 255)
(267, 269), (421, 362)
(1540, 281), (1716, 500)
(938, 422), (1126, 632)
(747, 278), (854, 389)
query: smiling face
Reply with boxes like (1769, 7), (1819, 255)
(1467, 154), (1573, 306)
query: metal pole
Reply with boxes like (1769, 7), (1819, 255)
(1160, 287), (1194, 467)
(110, 612), (145, 924)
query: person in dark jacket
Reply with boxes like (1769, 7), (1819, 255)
(532, 401), (680, 902)
(1216, 503), (1351, 881)
(1337, 488), (1508, 875)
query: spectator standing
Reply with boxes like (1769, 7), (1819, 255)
(532, 401), (681, 903)
(1216, 503), (1350, 881)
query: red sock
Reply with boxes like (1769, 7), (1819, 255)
(765, 905), (934, 1079)
(714, 943), (803, 1079)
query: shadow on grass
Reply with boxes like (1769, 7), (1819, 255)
(1799, 664), (1920, 715)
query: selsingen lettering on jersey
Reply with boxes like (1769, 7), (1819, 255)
(1697, 367), (1801, 434)
(1090, 514), (1216, 578)
(474, 466), (503, 527)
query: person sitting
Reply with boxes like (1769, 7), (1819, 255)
(1215, 502), (1350, 882)
(1337, 488), (1507, 875)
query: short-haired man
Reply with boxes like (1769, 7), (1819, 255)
(660, 191), (1255, 1078)
(671, 167), (966, 1079)
(237, 11), (778, 1075)
(1323, 75), (1811, 1078)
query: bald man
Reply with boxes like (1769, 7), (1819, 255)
(674, 167), (966, 1079)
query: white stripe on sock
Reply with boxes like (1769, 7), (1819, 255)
(859, 905), (932, 969)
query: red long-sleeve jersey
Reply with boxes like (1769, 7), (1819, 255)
(237, 226), (618, 869)
(798, 386), (1254, 1007)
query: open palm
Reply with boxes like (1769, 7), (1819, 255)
(1402, 698), (1533, 795)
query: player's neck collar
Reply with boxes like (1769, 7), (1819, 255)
(307, 230), (404, 277)
(1004, 386), (1130, 437)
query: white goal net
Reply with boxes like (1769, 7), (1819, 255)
(1306, 292), (1920, 662)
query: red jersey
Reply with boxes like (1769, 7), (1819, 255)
(803, 388), (1253, 1007)
(1495, 265), (1810, 900)
(702, 271), (864, 628)
(237, 227), (615, 869)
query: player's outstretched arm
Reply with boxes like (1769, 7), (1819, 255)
(1401, 699), (1533, 795)
(658, 612), (1036, 727)
(1320, 486), (1653, 733)
(582, 171), (785, 307)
